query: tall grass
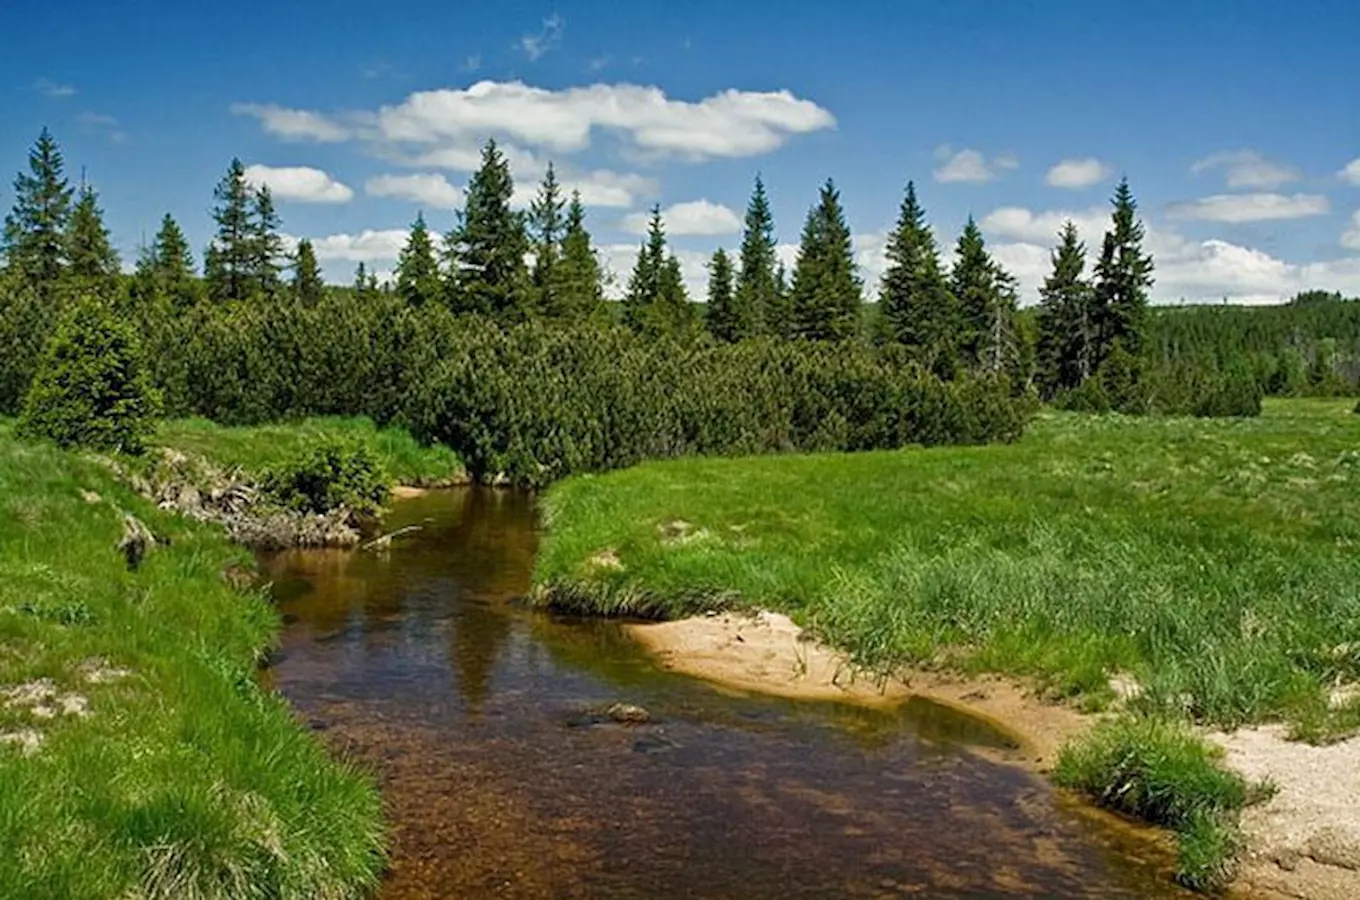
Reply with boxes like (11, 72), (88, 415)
(1055, 718), (1268, 890)
(534, 399), (1360, 729)
(0, 421), (385, 898)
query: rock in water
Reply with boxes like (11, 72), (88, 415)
(606, 703), (651, 725)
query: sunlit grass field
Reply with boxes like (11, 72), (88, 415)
(536, 399), (1360, 731)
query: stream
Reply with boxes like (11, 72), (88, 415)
(260, 488), (1195, 899)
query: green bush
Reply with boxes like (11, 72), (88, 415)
(16, 294), (161, 453)
(260, 437), (389, 516)
(1055, 717), (1263, 891)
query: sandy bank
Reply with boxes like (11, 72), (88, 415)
(624, 610), (1088, 768)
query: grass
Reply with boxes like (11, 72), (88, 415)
(0, 419), (387, 898)
(534, 398), (1360, 730)
(1054, 717), (1268, 890)
(155, 416), (463, 486)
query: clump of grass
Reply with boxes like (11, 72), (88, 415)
(1055, 717), (1263, 890)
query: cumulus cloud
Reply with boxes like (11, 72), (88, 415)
(932, 146), (1018, 184)
(623, 200), (741, 236)
(1165, 192), (1328, 223)
(284, 229), (412, 263)
(244, 165), (354, 203)
(231, 103), (353, 142)
(366, 173), (463, 208)
(1343, 211), (1360, 251)
(520, 14), (564, 61)
(980, 205), (1111, 244)
(241, 80), (834, 163)
(1045, 158), (1112, 189)
(1191, 150), (1299, 189)
(1341, 158), (1360, 186)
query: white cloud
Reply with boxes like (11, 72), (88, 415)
(1045, 158), (1112, 189)
(285, 229), (412, 263)
(598, 243), (712, 300)
(33, 78), (76, 98)
(251, 80), (834, 162)
(932, 145), (1019, 184)
(75, 111), (127, 144)
(1165, 192), (1328, 223)
(366, 173), (463, 208)
(231, 103), (353, 142)
(980, 205), (1111, 245)
(244, 164), (354, 203)
(520, 14), (564, 61)
(1341, 158), (1360, 186)
(1343, 211), (1360, 251)
(461, 55), (482, 72)
(1191, 150), (1299, 189)
(623, 200), (741, 236)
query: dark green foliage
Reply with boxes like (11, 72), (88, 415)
(205, 159), (253, 304)
(705, 248), (738, 341)
(395, 214), (442, 308)
(446, 140), (530, 321)
(951, 217), (1019, 378)
(2, 128), (73, 302)
(735, 175), (777, 338)
(64, 184), (120, 301)
(880, 181), (957, 375)
(292, 238), (325, 306)
(1035, 221), (1095, 396)
(145, 214), (199, 312)
(1056, 718), (1260, 890)
(260, 437), (389, 516)
(0, 270), (47, 414)
(529, 163), (565, 317)
(623, 207), (697, 339)
(1093, 178), (1154, 360)
(552, 192), (604, 321)
(248, 185), (284, 301)
(790, 180), (862, 341)
(417, 321), (1027, 487)
(17, 294), (161, 453)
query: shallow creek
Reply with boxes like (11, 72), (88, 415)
(260, 488), (1198, 899)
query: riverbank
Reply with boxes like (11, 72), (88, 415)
(0, 417), (460, 898)
(533, 399), (1360, 893)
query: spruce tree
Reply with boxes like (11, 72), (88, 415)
(950, 217), (1018, 376)
(206, 158), (253, 303)
(395, 214), (442, 308)
(623, 206), (666, 334)
(150, 214), (198, 311)
(248, 184), (284, 301)
(705, 247), (739, 341)
(655, 254), (697, 338)
(64, 184), (120, 301)
(2, 128), (73, 302)
(553, 191), (603, 320)
(879, 181), (958, 376)
(789, 179), (861, 341)
(292, 238), (325, 305)
(447, 139), (530, 321)
(528, 162), (566, 317)
(1035, 221), (1095, 395)
(1093, 177), (1155, 360)
(734, 175), (776, 338)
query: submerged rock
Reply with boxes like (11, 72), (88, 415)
(606, 702), (651, 725)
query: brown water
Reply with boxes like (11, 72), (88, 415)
(261, 488), (1195, 899)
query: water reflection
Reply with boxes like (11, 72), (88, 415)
(260, 488), (1196, 899)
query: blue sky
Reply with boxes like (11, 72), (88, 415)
(3, 0), (1359, 303)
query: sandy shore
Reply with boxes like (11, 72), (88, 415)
(625, 610), (1360, 900)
